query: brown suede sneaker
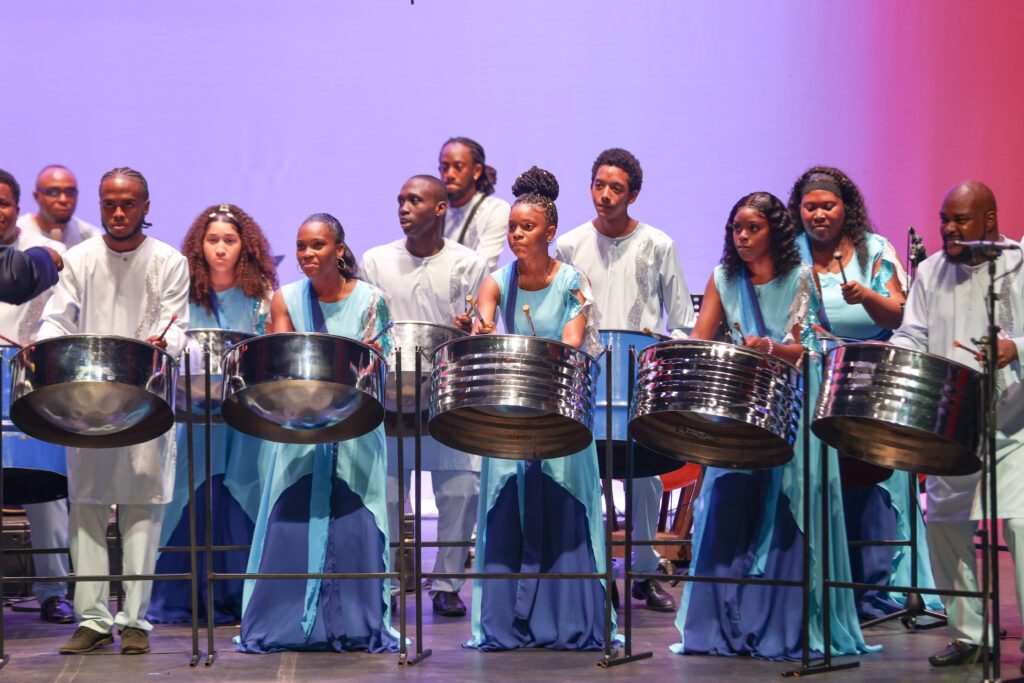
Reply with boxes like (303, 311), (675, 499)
(119, 627), (151, 655)
(59, 626), (114, 654)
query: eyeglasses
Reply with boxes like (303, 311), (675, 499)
(38, 187), (78, 198)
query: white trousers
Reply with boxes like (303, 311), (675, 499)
(23, 499), (70, 602)
(630, 476), (664, 574)
(387, 469), (479, 596)
(927, 518), (1024, 650)
(69, 503), (164, 633)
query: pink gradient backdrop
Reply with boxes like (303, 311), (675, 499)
(4, 0), (1023, 291)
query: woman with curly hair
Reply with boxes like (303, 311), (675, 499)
(788, 167), (942, 621)
(672, 192), (875, 660)
(456, 166), (613, 651)
(149, 204), (278, 624)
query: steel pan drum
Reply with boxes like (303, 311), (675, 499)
(595, 330), (684, 478)
(813, 343), (982, 476)
(221, 332), (386, 444)
(384, 322), (466, 436)
(3, 345), (68, 503)
(175, 328), (253, 423)
(10, 335), (176, 448)
(428, 334), (598, 460)
(629, 340), (803, 469)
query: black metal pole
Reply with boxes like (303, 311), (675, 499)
(184, 352), (201, 665)
(801, 354), (811, 669)
(203, 346), (216, 666)
(395, 347), (407, 664)
(600, 344), (614, 664)
(0, 357), (8, 669)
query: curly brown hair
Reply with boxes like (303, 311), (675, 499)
(721, 192), (802, 280)
(787, 166), (874, 272)
(181, 203), (278, 313)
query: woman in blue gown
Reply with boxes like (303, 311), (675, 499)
(788, 167), (943, 620)
(236, 212), (399, 653)
(150, 203), (278, 624)
(673, 191), (875, 660)
(456, 167), (612, 651)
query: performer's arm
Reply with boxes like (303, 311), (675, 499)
(660, 241), (697, 338)
(0, 246), (60, 305)
(889, 273), (929, 351)
(561, 290), (586, 349)
(269, 290), (294, 333)
(147, 256), (190, 355)
(474, 275), (500, 334)
(37, 254), (80, 339)
(839, 257), (905, 330)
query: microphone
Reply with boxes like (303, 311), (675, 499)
(951, 240), (1021, 252)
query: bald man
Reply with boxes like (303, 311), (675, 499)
(18, 165), (99, 248)
(891, 181), (1024, 670)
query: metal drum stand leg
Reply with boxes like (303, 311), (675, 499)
(598, 344), (618, 666)
(0, 359), (8, 670)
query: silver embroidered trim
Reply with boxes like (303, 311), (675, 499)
(363, 287), (395, 358)
(626, 237), (655, 330)
(880, 238), (909, 293)
(136, 250), (165, 339)
(782, 264), (813, 345)
(18, 295), (47, 343)
(449, 258), (472, 321)
(996, 253), (1019, 395)
(253, 296), (272, 335)
(575, 271), (605, 358)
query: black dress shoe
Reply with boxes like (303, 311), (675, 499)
(40, 596), (75, 624)
(431, 591), (467, 617)
(928, 641), (983, 667)
(631, 579), (676, 612)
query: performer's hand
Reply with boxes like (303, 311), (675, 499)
(42, 247), (64, 271)
(453, 312), (473, 332)
(840, 281), (870, 305)
(145, 334), (168, 349)
(743, 335), (770, 352)
(997, 338), (1019, 368)
(363, 339), (383, 353)
(479, 320), (496, 335)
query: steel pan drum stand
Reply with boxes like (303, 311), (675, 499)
(0, 351), (202, 669)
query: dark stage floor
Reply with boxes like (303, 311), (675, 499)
(2, 566), (1022, 683)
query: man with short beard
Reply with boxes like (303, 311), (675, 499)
(39, 167), (188, 656)
(891, 180), (1024, 671)
(362, 175), (487, 617)
(18, 165), (98, 247)
(439, 137), (510, 272)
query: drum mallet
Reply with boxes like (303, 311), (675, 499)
(155, 314), (178, 344)
(732, 322), (747, 346)
(812, 324), (847, 347)
(0, 333), (23, 350)
(522, 305), (537, 336)
(834, 251), (848, 284)
(466, 295), (490, 327)
(367, 321), (394, 345)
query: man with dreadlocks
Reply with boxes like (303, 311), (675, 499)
(439, 137), (511, 271)
(39, 167), (189, 656)
(555, 148), (695, 613)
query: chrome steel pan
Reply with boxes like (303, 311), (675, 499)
(629, 339), (803, 469)
(428, 334), (598, 460)
(221, 332), (386, 444)
(176, 328), (253, 423)
(595, 329), (682, 478)
(813, 343), (981, 476)
(385, 321), (466, 435)
(10, 335), (176, 448)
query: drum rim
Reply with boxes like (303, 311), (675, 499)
(11, 333), (176, 365)
(392, 320), (468, 336)
(826, 341), (981, 376)
(598, 328), (669, 341)
(225, 330), (387, 363)
(183, 327), (254, 338)
(432, 333), (597, 364)
(638, 337), (801, 373)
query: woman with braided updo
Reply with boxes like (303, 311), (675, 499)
(455, 166), (613, 651)
(149, 203), (277, 625)
(787, 167), (942, 621)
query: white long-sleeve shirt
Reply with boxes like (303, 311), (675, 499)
(18, 213), (99, 249)
(362, 237), (487, 471)
(890, 238), (1024, 521)
(443, 192), (510, 272)
(38, 235), (190, 504)
(555, 221), (696, 337)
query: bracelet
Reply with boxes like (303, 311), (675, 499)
(766, 337), (774, 356)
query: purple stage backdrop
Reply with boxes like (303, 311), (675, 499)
(5, 0), (1024, 293)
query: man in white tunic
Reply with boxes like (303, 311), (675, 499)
(0, 170), (74, 623)
(439, 137), (511, 271)
(555, 148), (696, 612)
(39, 167), (189, 655)
(18, 165), (99, 248)
(890, 181), (1024, 670)
(362, 175), (487, 617)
